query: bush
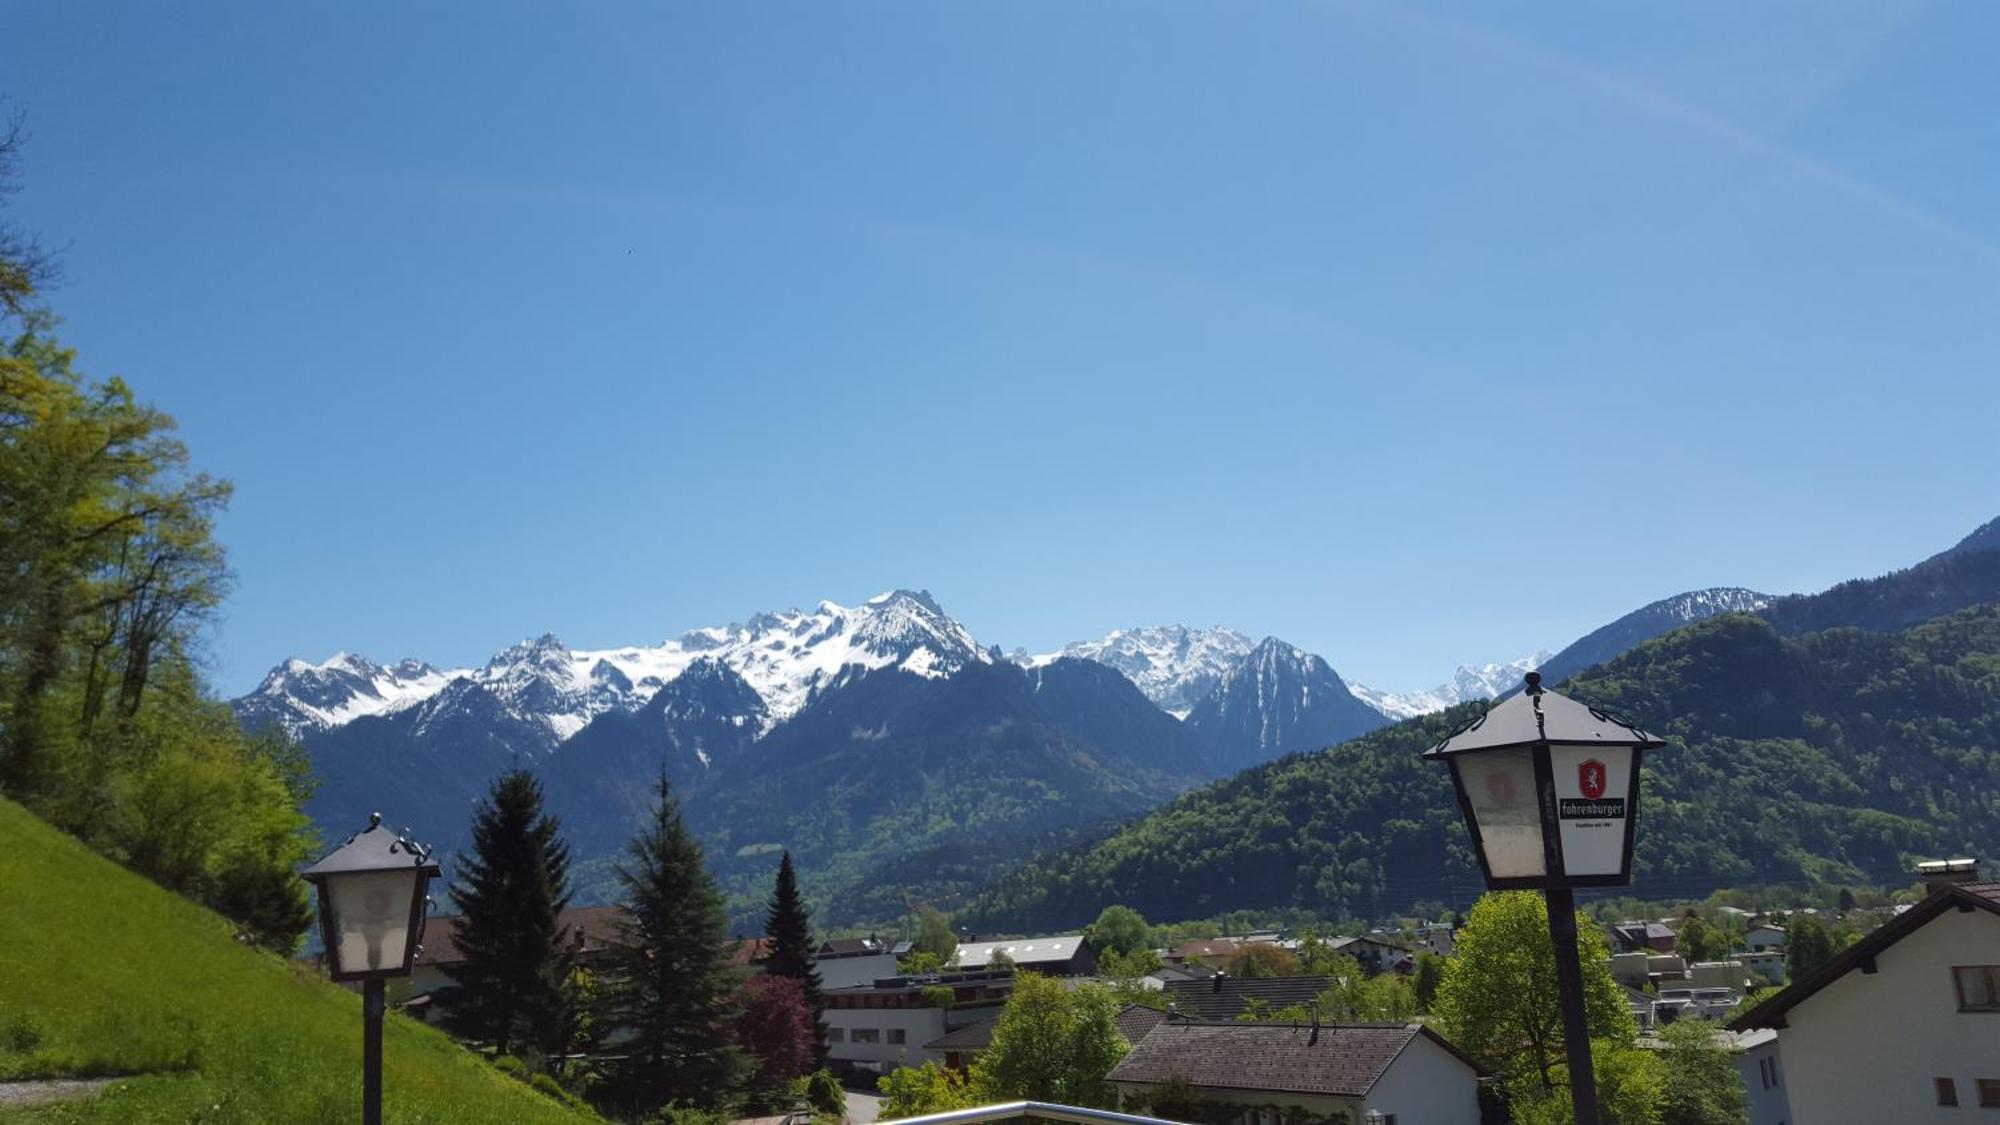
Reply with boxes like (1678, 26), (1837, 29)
(806, 1068), (846, 1117)
(921, 985), (956, 1008)
(3, 1013), (42, 1053)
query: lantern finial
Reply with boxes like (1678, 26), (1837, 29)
(1524, 671), (1543, 693)
(368, 811), (382, 828)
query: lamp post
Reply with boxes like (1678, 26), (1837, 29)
(1423, 672), (1663, 1125)
(302, 813), (441, 1125)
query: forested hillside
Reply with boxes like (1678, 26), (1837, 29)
(963, 605), (2000, 929)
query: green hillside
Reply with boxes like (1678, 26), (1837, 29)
(0, 796), (596, 1124)
(963, 606), (2000, 930)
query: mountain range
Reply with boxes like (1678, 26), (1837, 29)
(236, 515), (2000, 926)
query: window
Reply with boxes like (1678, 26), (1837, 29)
(1980, 1080), (2000, 1109)
(1759, 1057), (1779, 1090)
(1938, 1077), (1959, 1106)
(887, 1029), (906, 1044)
(828, 1028), (844, 1043)
(1955, 966), (2000, 1011)
(852, 1029), (880, 1044)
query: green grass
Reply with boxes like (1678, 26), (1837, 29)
(0, 796), (599, 1123)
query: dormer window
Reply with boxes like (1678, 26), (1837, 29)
(1952, 966), (2000, 1011)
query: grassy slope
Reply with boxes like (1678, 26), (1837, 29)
(0, 797), (596, 1124)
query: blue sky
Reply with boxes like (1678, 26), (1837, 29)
(5, 2), (1997, 695)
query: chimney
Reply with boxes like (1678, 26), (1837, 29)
(1212, 970), (1227, 993)
(1919, 858), (1980, 893)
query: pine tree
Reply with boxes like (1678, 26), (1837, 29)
(763, 851), (828, 1065)
(439, 769), (575, 1059)
(604, 775), (746, 1111)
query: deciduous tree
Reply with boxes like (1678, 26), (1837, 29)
(971, 972), (1127, 1108)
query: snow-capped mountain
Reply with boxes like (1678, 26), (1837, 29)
(1538, 587), (1771, 685)
(235, 653), (463, 734)
(236, 589), (988, 743)
(1183, 637), (1390, 771)
(1023, 625), (1255, 718)
(1348, 651), (1554, 720)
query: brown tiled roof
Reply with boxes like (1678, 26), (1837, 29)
(924, 1003), (1168, 1053)
(1733, 881), (2000, 1031)
(1161, 975), (1332, 1020)
(1108, 1020), (1482, 1097)
(417, 905), (629, 968)
(726, 937), (774, 967)
(1170, 939), (1244, 961)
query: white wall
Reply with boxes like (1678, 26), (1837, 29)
(825, 1005), (947, 1073)
(1776, 908), (2000, 1124)
(1361, 1033), (1483, 1125)
(819, 953), (901, 990)
(1734, 1037), (1791, 1125)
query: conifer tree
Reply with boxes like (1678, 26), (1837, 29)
(763, 851), (828, 1065)
(604, 775), (746, 1111)
(439, 769), (575, 1059)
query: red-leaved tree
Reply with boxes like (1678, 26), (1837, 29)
(737, 974), (816, 1085)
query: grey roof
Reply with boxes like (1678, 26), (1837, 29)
(1161, 975), (1332, 1020)
(955, 934), (1086, 969)
(1108, 1020), (1485, 1097)
(301, 816), (441, 880)
(1424, 677), (1663, 758)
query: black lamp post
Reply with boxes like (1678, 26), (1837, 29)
(1423, 672), (1663, 1125)
(302, 813), (441, 1125)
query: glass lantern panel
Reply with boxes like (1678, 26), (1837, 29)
(1456, 747), (1546, 879)
(326, 868), (420, 975)
(1548, 743), (1635, 878)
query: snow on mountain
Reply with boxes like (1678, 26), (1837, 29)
(1183, 636), (1389, 770)
(1023, 625), (1255, 718)
(1348, 651), (1554, 721)
(237, 589), (988, 742)
(236, 653), (466, 735)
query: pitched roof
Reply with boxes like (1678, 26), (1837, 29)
(725, 937), (773, 967)
(819, 937), (894, 958)
(1731, 882), (2000, 1031)
(1161, 975), (1332, 1020)
(924, 1003), (1167, 1053)
(1108, 1020), (1485, 1097)
(417, 904), (628, 968)
(955, 934), (1087, 969)
(1169, 939), (1245, 961)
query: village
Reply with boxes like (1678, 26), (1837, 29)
(383, 853), (1995, 1125)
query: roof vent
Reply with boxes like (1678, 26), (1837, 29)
(1212, 970), (1228, 993)
(1918, 858), (1981, 893)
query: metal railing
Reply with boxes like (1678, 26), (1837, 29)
(876, 1102), (1190, 1125)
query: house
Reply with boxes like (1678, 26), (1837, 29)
(1731, 877), (2000, 1122)
(924, 1004), (1166, 1072)
(1637, 1027), (1790, 1125)
(406, 904), (628, 1019)
(1108, 1019), (1487, 1125)
(1737, 948), (1786, 985)
(1409, 923), (1456, 958)
(1743, 924), (1786, 954)
(822, 968), (1014, 1077)
(953, 934), (1096, 976)
(1332, 936), (1414, 976)
(1167, 938), (1246, 966)
(817, 937), (906, 990)
(1140, 964), (1210, 991)
(1161, 974), (1332, 1021)
(1611, 920), (1678, 954)
(725, 937), (773, 973)
(1621, 984), (1659, 1033)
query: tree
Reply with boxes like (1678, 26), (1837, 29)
(1411, 950), (1446, 1012)
(878, 1060), (974, 1118)
(805, 1069), (846, 1118)
(736, 975), (816, 1091)
(1433, 892), (1636, 1097)
(1677, 914), (1723, 964)
(763, 851), (827, 1064)
(1836, 887), (1857, 912)
(1088, 905), (1152, 955)
(438, 770), (574, 1060)
(1508, 1042), (1664, 1125)
(0, 106), (58, 318)
(1657, 1019), (1749, 1125)
(913, 905), (958, 965)
(1226, 942), (1301, 979)
(602, 777), (746, 1112)
(970, 972), (1128, 1108)
(1785, 915), (1835, 981)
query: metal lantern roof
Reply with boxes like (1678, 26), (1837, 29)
(302, 813), (441, 881)
(1422, 672), (1664, 758)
